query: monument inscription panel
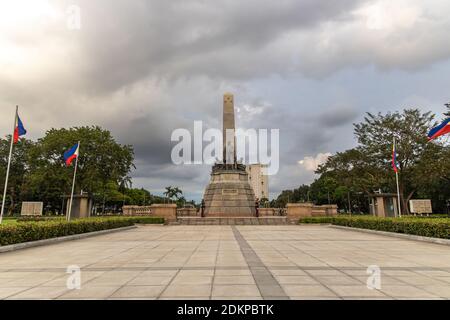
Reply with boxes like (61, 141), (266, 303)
(222, 189), (238, 195)
(409, 199), (432, 214)
(21, 202), (43, 216)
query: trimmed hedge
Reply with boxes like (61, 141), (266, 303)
(0, 216), (164, 246)
(16, 216), (65, 223)
(298, 216), (450, 239)
(16, 216), (165, 224)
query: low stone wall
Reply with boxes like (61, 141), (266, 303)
(123, 206), (152, 216)
(123, 203), (337, 222)
(258, 208), (286, 217)
(286, 203), (338, 221)
(258, 208), (276, 217)
(177, 207), (200, 217)
(123, 204), (177, 222)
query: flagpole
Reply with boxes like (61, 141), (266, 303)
(67, 141), (80, 222)
(395, 170), (402, 218)
(394, 137), (402, 218)
(0, 106), (18, 224)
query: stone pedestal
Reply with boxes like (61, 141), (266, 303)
(322, 204), (338, 216)
(150, 204), (177, 222)
(65, 195), (92, 219)
(203, 166), (256, 217)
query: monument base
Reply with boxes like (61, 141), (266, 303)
(64, 194), (93, 219)
(203, 165), (256, 217)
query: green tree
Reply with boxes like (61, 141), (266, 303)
(0, 137), (34, 215)
(273, 109), (449, 214)
(412, 143), (450, 212)
(353, 109), (445, 214)
(315, 148), (389, 213)
(271, 185), (311, 208)
(271, 189), (294, 208)
(176, 196), (186, 207)
(317, 109), (449, 214)
(310, 176), (339, 205)
(164, 186), (183, 204)
(27, 126), (134, 213)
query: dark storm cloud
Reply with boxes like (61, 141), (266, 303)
(1, 0), (450, 200)
(69, 0), (365, 92)
(318, 107), (359, 127)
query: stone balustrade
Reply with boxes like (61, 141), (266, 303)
(258, 208), (286, 217)
(177, 207), (200, 217)
(123, 204), (177, 222)
(123, 206), (152, 216)
(123, 203), (336, 223)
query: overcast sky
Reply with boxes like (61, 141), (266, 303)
(1, 0), (450, 201)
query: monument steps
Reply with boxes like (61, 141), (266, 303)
(174, 217), (288, 225)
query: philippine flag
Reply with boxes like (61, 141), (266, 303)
(64, 143), (79, 166)
(428, 118), (450, 141)
(392, 141), (399, 173)
(14, 114), (27, 143)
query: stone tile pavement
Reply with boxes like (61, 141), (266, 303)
(0, 225), (449, 300)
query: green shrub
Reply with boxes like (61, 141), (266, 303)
(299, 216), (450, 239)
(0, 216), (165, 246)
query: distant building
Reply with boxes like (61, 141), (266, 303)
(246, 164), (269, 200)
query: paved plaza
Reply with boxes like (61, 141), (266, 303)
(0, 225), (449, 300)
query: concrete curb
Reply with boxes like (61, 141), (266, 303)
(330, 225), (450, 246)
(0, 225), (137, 253)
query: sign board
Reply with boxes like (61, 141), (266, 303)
(21, 202), (44, 216)
(222, 189), (238, 196)
(409, 199), (432, 214)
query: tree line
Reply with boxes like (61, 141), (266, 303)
(272, 108), (450, 214)
(0, 126), (170, 215)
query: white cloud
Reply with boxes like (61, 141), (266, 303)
(236, 102), (269, 123)
(298, 153), (332, 172)
(356, 0), (421, 31)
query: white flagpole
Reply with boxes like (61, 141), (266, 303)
(0, 106), (18, 224)
(67, 141), (80, 222)
(394, 137), (402, 218)
(395, 170), (402, 218)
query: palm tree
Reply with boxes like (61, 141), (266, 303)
(164, 186), (183, 203)
(172, 187), (183, 201)
(164, 186), (173, 203)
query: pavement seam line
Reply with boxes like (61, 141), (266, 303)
(231, 226), (290, 300)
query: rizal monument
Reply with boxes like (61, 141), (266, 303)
(202, 93), (257, 217)
(125, 92), (337, 221)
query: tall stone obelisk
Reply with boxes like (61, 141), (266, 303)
(203, 93), (256, 217)
(223, 93), (236, 164)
